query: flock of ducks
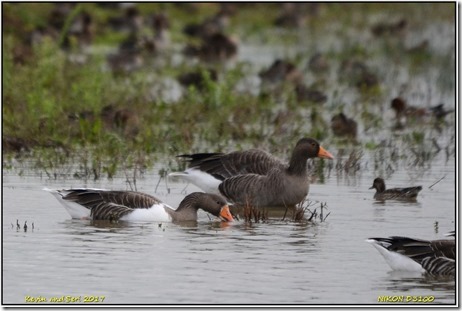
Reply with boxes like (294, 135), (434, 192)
(4, 3), (454, 154)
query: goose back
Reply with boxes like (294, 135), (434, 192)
(91, 202), (134, 220)
(219, 168), (308, 207)
(178, 149), (283, 181)
(62, 189), (161, 209)
(46, 188), (233, 223)
(421, 256), (455, 276)
(372, 236), (455, 262)
(60, 189), (165, 221)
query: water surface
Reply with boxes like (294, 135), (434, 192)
(3, 152), (455, 305)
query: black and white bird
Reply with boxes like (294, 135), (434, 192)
(44, 188), (233, 223)
(366, 232), (455, 276)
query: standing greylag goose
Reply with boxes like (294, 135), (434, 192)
(369, 177), (422, 201)
(44, 188), (233, 223)
(366, 232), (455, 276)
(169, 138), (334, 207)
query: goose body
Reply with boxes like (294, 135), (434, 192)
(44, 188), (233, 223)
(367, 232), (455, 276)
(169, 138), (334, 207)
(369, 177), (422, 201)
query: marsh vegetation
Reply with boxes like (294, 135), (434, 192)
(3, 3), (455, 190)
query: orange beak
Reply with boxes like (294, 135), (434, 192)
(317, 146), (334, 159)
(219, 205), (234, 222)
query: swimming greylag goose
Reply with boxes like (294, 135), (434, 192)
(369, 177), (422, 201)
(366, 232), (455, 276)
(169, 138), (334, 207)
(44, 188), (233, 223)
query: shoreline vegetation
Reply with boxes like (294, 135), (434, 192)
(3, 3), (455, 182)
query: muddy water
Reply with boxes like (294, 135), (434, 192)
(2, 150), (455, 305)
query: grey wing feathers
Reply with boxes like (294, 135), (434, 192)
(429, 239), (456, 260)
(379, 186), (422, 200)
(375, 236), (455, 275)
(180, 149), (283, 180)
(63, 189), (161, 210)
(421, 256), (455, 276)
(398, 186), (422, 197)
(386, 236), (455, 262)
(219, 173), (270, 205)
(90, 202), (134, 220)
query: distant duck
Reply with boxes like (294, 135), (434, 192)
(48, 3), (76, 31)
(371, 18), (407, 37)
(367, 232), (455, 276)
(67, 104), (138, 138)
(183, 9), (231, 39)
(3, 136), (35, 153)
(356, 71), (379, 89)
(107, 5), (143, 33)
(43, 4), (95, 51)
(113, 108), (140, 137)
(259, 59), (303, 85)
(308, 52), (330, 73)
(295, 83), (327, 104)
(391, 97), (428, 125)
(184, 32), (238, 63)
(44, 188), (233, 223)
(169, 138), (334, 207)
(142, 13), (170, 53)
(107, 49), (143, 73)
(369, 177), (422, 201)
(118, 31), (142, 53)
(61, 10), (94, 50)
(177, 69), (218, 91)
(274, 3), (307, 28)
(330, 113), (357, 139)
(406, 40), (429, 54)
(339, 59), (379, 89)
